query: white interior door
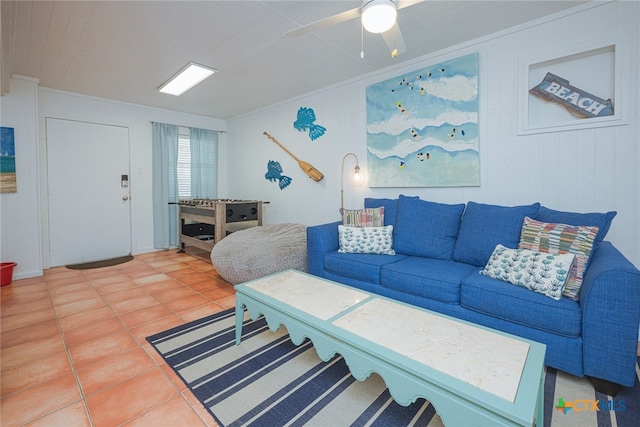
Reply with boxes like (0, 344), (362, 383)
(46, 118), (131, 266)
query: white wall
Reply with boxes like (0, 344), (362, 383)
(0, 77), (43, 279)
(226, 1), (640, 268)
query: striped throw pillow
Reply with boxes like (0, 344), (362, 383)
(340, 207), (384, 227)
(518, 217), (599, 300)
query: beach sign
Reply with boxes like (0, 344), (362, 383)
(529, 72), (613, 119)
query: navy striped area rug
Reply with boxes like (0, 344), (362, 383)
(147, 309), (639, 427)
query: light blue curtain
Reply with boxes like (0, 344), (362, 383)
(190, 127), (218, 199)
(152, 122), (179, 248)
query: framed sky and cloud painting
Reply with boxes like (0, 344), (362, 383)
(366, 53), (479, 187)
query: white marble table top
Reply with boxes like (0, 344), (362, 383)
(244, 270), (369, 321)
(333, 298), (530, 402)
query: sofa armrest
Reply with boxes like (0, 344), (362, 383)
(579, 241), (640, 386)
(306, 221), (341, 277)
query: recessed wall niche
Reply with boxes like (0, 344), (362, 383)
(518, 40), (626, 135)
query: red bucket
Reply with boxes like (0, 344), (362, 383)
(1, 262), (17, 286)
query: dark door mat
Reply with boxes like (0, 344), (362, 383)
(66, 254), (134, 270)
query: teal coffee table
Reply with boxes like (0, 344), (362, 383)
(235, 270), (546, 426)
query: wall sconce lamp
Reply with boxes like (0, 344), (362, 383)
(341, 152), (364, 211)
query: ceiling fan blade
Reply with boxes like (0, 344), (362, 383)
(380, 22), (407, 56)
(286, 7), (362, 37)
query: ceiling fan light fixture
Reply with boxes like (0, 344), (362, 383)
(158, 62), (216, 96)
(361, 0), (397, 34)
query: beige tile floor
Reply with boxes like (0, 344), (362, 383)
(1, 248), (232, 427)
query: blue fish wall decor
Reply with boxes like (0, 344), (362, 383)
(293, 107), (326, 141)
(265, 160), (292, 190)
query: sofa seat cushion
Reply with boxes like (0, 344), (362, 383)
(324, 251), (407, 284)
(381, 257), (477, 303)
(461, 272), (582, 338)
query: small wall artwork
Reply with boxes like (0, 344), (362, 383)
(0, 127), (17, 193)
(366, 53), (480, 187)
(293, 107), (326, 141)
(265, 160), (292, 190)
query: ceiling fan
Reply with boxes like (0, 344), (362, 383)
(286, 0), (425, 58)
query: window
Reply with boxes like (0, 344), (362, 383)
(176, 126), (219, 199)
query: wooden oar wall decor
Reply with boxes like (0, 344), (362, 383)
(263, 131), (324, 182)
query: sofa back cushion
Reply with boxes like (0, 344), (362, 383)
(453, 201), (541, 267)
(393, 195), (465, 260)
(365, 195), (418, 227)
(365, 198), (398, 227)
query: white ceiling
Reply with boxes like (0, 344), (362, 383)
(1, 1), (587, 120)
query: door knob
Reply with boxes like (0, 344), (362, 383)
(122, 196), (129, 201)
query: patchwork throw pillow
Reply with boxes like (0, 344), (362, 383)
(481, 244), (575, 300)
(518, 217), (599, 300)
(534, 206), (616, 248)
(340, 207), (384, 227)
(338, 225), (395, 255)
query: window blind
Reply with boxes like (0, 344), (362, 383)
(177, 127), (191, 198)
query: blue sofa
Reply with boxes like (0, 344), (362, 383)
(307, 196), (640, 394)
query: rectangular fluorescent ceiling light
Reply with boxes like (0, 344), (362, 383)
(158, 62), (216, 96)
